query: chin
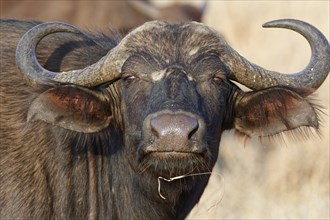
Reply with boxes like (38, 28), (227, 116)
(137, 148), (212, 178)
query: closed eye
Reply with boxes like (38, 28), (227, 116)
(122, 75), (139, 86)
(211, 76), (223, 85)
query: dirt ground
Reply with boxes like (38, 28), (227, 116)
(1, 1), (329, 219)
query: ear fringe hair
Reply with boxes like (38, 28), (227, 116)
(233, 96), (326, 147)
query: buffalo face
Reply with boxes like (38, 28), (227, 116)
(120, 50), (233, 178)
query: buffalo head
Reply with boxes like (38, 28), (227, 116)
(16, 19), (329, 203)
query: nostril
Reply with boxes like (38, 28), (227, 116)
(150, 117), (160, 137)
(150, 119), (160, 138)
(150, 113), (199, 139)
(185, 117), (199, 139)
(188, 124), (199, 140)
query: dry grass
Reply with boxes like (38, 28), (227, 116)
(1, 1), (329, 219)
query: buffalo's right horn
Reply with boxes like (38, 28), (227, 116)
(225, 19), (330, 96)
(16, 22), (123, 87)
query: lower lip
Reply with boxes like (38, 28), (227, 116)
(148, 151), (199, 158)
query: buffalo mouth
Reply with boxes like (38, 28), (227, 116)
(147, 151), (201, 158)
(141, 142), (207, 157)
(137, 144), (211, 177)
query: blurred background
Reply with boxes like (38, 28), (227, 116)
(1, 1), (329, 219)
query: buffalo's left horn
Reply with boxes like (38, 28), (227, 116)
(16, 22), (122, 87)
(225, 19), (330, 96)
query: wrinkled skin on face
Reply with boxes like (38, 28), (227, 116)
(119, 23), (234, 178)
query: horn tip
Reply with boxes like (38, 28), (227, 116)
(262, 19), (308, 29)
(262, 19), (282, 28)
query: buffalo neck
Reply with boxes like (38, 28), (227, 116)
(47, 126), (198, 219)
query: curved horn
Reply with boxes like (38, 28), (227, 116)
(16, 22), (122, 87)
(226, 19), (330, 95)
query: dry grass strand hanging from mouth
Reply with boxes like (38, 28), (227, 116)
(157, 172), (225, 204)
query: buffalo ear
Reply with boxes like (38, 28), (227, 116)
(28, 86), (112, 133)
(233, 87), (319, 137)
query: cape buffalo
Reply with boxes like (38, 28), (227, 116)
(0, 19), (329, 219)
